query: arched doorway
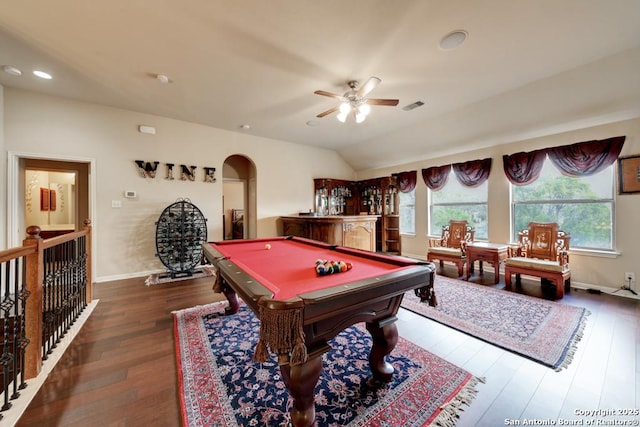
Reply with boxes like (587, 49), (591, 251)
(222, 155), (256, 240)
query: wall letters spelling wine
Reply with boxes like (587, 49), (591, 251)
(134, 160), (216, 183)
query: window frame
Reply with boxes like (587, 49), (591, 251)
(427, 170), (488, 239)
(398, 188), (415, 235)
(509, 161), (617, 252)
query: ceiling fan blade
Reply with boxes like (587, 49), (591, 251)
(367, 98), (399, 106)
(356, 76), (381, 97)
(317, 106), (339, 118)
(314, 90), (344, 100)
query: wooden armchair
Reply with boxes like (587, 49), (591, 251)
(504, 222), (570, 299)
(427, 220), (475, 277)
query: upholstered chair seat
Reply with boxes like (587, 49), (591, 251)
(504, 222), (570, 299)
(427, 220), (474, 278)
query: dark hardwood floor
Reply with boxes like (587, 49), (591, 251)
(12, 265), (640, 426)
(14, 275), (221, 427)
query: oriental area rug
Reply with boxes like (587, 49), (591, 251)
(174, 302), (483, 427)
(401, 275), (590, 371)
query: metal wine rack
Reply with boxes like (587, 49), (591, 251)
(155, 199), (207, 277)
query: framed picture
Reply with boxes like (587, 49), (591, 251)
(40, 188), (50, 211)
(50, 189), (57, 211)
(618, 155), (640, 194)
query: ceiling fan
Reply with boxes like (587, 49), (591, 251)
(314, 77), (399, 123)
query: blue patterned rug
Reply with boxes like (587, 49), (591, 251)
(174, 302), (483, 427)
(401, 275), (590, 370)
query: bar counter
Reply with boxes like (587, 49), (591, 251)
(279, 215), (379, 252)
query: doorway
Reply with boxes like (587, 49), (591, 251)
(222, 155), (256, 240)
(25, 169), (77, 238)
(7, 152), (96, 261)
(22, 159), (89, 234)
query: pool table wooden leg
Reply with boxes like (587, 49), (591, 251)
(366, 318), (398, 383)
(217, 279), (240, 314)
(280, 356), (323, 427)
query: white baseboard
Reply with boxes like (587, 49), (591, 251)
(402, 252), (639, 300)
(571, 282), (640, 300)
(96, 269), (160, 283)
(96, 265), (215, 284)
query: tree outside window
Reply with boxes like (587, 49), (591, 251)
(399, 189), (415, 234)
(511, 161), (614, 250)
(428, 170), (488, 239)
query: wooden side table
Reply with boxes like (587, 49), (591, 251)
(466, 242), (509, 284)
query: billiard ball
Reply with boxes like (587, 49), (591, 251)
(265, 244), (271, 250)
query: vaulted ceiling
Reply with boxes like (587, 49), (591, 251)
(1, 1), (639, 171)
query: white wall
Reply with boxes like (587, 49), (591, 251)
(5, 87), (640, 292)
(0, 85), (5, 250)
(24, 170), (75, 227)
(357, 118), (640, 293)
(3, 88), (356, 281)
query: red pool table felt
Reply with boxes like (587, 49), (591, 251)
(209, 238), (415, 300)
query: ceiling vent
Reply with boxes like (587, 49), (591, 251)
(402, 101), (425, 111)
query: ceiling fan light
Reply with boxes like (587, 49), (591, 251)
(359, 103), (371, 116)
(337, 111), (348, 123)
(339, 102), (351, 114)
(355, 112), (367, 123)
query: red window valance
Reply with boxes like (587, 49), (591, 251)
(421, 164), (451, 190)
(547, 136), (625, 177)
(502, 149), (548, 186)
(394, 171), (417, 193)
(452, 158), (492, 188)
(503, 136), (625, 185)
(422, 158), (492, 190)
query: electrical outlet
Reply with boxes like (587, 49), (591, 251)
(624, 272), (635, 282)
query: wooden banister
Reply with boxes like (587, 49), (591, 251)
(0, 220), (93, 386)
(23, 226), (44, 379)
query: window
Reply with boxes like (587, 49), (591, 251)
(398, 189), (415, 234)
(428, 170), (488, 239)
(511, 160), (615, 250)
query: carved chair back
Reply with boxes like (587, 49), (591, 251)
(439, 220), (475, 249)
(516, 222), (570, 264)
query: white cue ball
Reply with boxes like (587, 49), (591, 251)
(265, 244), (271, 250)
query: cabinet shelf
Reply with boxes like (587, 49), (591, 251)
(313, 176), (401, 254)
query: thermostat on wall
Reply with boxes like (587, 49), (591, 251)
(124, 190), (137, 198)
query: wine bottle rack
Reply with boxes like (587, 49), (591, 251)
(155, 199), (207, 277)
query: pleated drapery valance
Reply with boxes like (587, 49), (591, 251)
(394, 171), (417, 193)
(422, 158), (492, 190)
(503, 136), (625, 185)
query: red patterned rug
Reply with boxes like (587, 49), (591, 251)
(174, 302), (483, 427)
(401, 275), (590, 371)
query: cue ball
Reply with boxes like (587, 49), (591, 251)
(265, 244), (271, 250)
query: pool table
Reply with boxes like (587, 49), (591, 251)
(202, 236), (435, 427)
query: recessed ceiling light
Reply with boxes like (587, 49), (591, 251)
(439, 30), (468, 50)
(33, 70), (52, 79)
(2, 65), (22, 76)
(306, 120), (319, 127)
(240, 124), (251, 130)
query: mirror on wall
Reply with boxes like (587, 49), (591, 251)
(25, 170), (77, 235)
